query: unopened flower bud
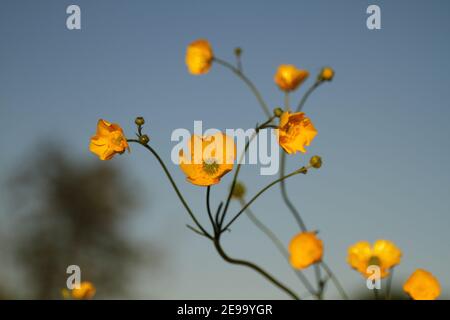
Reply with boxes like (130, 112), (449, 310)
(309, 155), (322, 169)
(273, 107), (284, 117)
(318, 67), (334, 82)
(234, 47), (242, 57)
(135, 117), (145, 126)
(231, 181), (246, 199)
(139, 134), (150, 145)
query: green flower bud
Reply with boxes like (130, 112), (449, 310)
(309, 155), (322, 169)
(135, 117), (145, 126)
(231, 181), (246, 199)
(139, 134), (150, 145)
(273, 107), (284, 118)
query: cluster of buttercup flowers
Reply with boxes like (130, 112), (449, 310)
(86, 39), (441, 300)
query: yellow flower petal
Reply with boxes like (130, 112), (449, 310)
(89, 119), (129, 161)
(186, 39), (214, 75)
(71, 281), (96, 300)
(347, 239), (402, 279)
(319, 67), (334, 81)
(347, 241), (372, 275)
(277, 111), (317, 154)
(403, 269), (440, 300)
(179, 132), (236, 186)
(289, 232), (323, 269)
(274, 65), (309, 92)
(373, 239), (402, 271)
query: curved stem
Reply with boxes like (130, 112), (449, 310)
(220, 117), (275, 228)
(223, 169), (303, 232)
(296, 80), (322, 112)
(206, 186), (217, 235)
(214, 57), (271, 118)
(279, 153), (308, 231)
(321, 261), (349, 300)
(213, 238), (300, 300)
(314, 263), (324, 299)
(284, 92), (290, 110)
(239, 199), (317, 296)
(385, 267), (394, 300)
(128, 139), (212, 239)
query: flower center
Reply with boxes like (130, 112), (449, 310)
(112, 134), (124, 146)
(368, 255), (381, 267)
(203, 158), (219, 175)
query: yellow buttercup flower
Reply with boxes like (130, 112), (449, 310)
(274, 64), (309, 91)
(71, 281), (96, 300)
(179, 132), (236, 186)
(277, 111), (317, 154)
(89, 119), (129, 160)
(319, 67), (334, 81)
(347, 240), (402, 278)
(186, 39), (214, 75)
(289, 232), (323, 269)
(403, 269), (440, 300)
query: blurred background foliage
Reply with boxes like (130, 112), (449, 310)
(0, 143), (162, 299)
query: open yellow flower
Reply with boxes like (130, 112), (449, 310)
(403, 269), (440, 300)
(274, 64), (309, 91)
(89, 119), (129, 160)
(71, 281), (96, 300)
(347, 240), (402, 278)
(186, 39), (214, 75)
(179, 132), (236, 186)
(277, 111), (317, 154)
(288, 232), (323, 269)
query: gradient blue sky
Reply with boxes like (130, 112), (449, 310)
(1, 0), (450, 299)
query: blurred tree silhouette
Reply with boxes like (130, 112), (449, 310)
(1, 143), (159, 299)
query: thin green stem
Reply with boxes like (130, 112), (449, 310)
(284, 92), (290, 110)
(128, 139), (212, 239)
(321, 261), (349, 300)
(239, 199), (317, 296)
(222, 169), (304, 232)
(186, 224), (210, 239)
(206, 186), (217, 235)
(314, 263), (324, 299)
(279, 152), (308, 231)
(213, 238), (300, 300)
(296, 80), (322, 112)
(236, 54), (243, 72)
(214, 201), (224, 227)
(214, 57), (271, 118)
(219, 117), (275, 228)
(385, 267), (394, 300)
(374, 288), (379, 300)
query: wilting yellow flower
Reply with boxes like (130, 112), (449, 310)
(89, 119), (129, 160)
(319, 67), (334, 81)
(404, 269), (440, 300)
(347, 240), (402, 278)
(186, 39), (214, 75)
(274, 65), (309, 91)
(289, 232), (323, 269)
(277, 111), (317, 154)
(70, 281), (96, 300)
(179, 132), (236, 186)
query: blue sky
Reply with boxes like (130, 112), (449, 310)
(1, 0), (450, 298)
